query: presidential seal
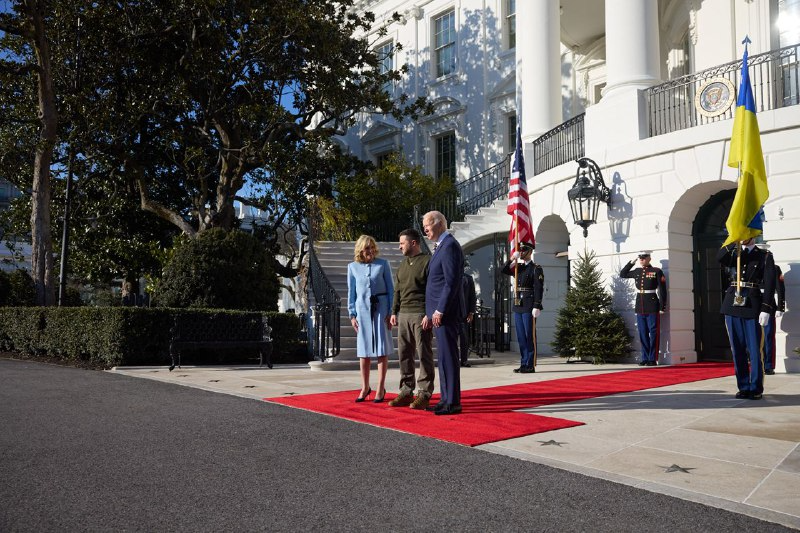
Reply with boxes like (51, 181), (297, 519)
(694, 78), (736, 118)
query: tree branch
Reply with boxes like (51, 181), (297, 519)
(135, 175), (196, 237)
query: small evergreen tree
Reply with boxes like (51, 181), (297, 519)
(553, 250), (631, 364)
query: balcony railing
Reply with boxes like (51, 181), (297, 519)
(646, 43), (800, 137)
(532, 113), (585, 175)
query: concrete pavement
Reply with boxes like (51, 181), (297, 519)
(112, 353), (800, 530)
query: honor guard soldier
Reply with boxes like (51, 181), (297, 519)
(758, 243), (786, 375)
(501, 242), (544, 373)
(717, 238), (776, 399)
(620, 251), (667, 366)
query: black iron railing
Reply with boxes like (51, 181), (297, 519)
(307, 203), (341, 361)
(532, 113), (585, 175)
(414, 153), (512, 233)
(646, 43), (800, 137)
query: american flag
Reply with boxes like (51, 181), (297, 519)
(507, 126), (534, 256)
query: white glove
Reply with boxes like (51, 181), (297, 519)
(776, 311), (783, 318)
(532, 308), (541, 318)
(511, 251), (520, 261)
(758, 312), (770, 327)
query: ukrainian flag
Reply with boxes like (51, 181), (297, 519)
(724, 40), (769, 247)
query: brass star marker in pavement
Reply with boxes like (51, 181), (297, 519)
(662, 464), (695, 473)
(538, 440), (566, 447)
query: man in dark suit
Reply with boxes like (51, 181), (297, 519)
(717, 238), (776, 399)
(620, 250), (667, 366)
(459, 268), (477, 367)
(422, 210), (465, 416)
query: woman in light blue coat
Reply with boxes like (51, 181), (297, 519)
(348, 235), (394, 403)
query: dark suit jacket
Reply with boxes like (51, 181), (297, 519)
(425, 233), (465, 325)
(462, 273), (476, 319)
(717, 244), (776, 319)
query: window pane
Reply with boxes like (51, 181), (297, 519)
(508, 0), (516, 49)
(435, 11), (456, 77)
(436, 133), (456, 181)
(508, 114), (517, 153)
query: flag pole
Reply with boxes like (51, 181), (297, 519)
(513, 211), (520, 302)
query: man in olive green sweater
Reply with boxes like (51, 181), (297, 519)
(389, 228), (434, 410)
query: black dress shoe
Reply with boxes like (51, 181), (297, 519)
(638, 361), (647, 366)
(750, 393), (763, 400)
(461, 362), (471, 367)
(519, 366), (535, 374)
(426, 402), (446, 412)
(646, 361), (657, 366)
(513, 367), (523, 373)
(434, 404), (462, 416)
(765, 369), (775, 375)
(735, 391), (751, 399)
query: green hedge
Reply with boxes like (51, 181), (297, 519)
(0, 307), (307, 369)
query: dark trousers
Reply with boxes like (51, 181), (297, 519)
(724, 315), (764, 394)
(764, 315), (776, 371)
(636, 313), (660, 363)
(513, 311), (536, 368)
(458, 321), (470, 364)
(434, 322), (461, 406)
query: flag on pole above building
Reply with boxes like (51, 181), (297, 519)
(507, 126), (534, 256)
(723, 37), (769, 247)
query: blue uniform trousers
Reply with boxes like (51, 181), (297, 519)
(764, 315), (776, 372)
(724, 315), (764, 394)
(513, 311), (536, 368)
(636, 313), (660, 363)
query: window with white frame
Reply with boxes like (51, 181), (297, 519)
(506, 0), (516, 50)
(376, 40), (394, 93)
(507, 113), (517, 154)
(434, 10), (456, 78)
(434, 132), (456, 181)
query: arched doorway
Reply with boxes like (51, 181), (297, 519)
(693, 189), (735, 361)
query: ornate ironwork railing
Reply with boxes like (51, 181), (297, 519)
(413, 153), (512, 233)
(646, 43), (800, 137)
(307, 203), (341, 361)
(532, 113), (585, 175)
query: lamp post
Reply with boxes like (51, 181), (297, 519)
(568, 157), (612, 237)
(58, 15), (82, 306)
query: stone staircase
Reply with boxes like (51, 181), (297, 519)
(448, 198), (509, 244)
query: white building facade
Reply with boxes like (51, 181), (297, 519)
(340, 0), (800, 372)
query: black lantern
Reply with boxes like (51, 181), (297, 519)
(568, 157), (612, 237)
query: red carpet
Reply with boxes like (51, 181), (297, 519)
(264, 362), (732, 446)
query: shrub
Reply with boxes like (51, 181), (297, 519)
(156, 228), (280, 311)
(0, 271), (10, 305)
(0, 307), (305, 368)
(8, 270), (36, 306)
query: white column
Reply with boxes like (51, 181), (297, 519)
(516, 0), (562, 143)
(603, 0), (661, 98)
(585, 0), (661, 151)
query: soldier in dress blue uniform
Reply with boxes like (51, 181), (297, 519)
(759, 243), (786, 375)
(717, 238), (776, 399)
(501, 242), (544, 373)
(620, 251), (667, 366)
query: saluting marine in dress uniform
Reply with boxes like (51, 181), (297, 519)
(717, 238), (776, 400)
(758, 243), (786, 375)
(501, 242), (544, 373)
(620, 251), (667, 366)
